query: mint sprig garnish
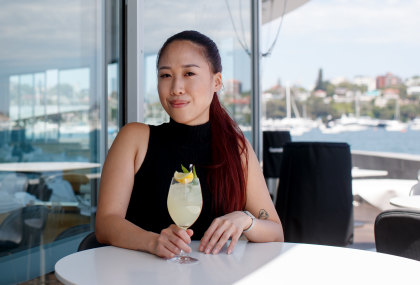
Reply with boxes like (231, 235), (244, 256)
(181, 164), (197, 179)
(181, 164), (189, 173)
(192, 166), (197, 179)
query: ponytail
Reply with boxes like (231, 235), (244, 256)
(209, 93), (248, 215)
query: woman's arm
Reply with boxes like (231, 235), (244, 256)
(95, 123), (192, 258)
(199, 140), (284, 255)
(241, 140), (284, 243)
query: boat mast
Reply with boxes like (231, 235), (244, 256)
(355, 91), (360, 118)
(286, 82), (291, 119)
(395, 97), (400, 121)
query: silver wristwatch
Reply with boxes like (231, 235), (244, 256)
(243, 210), (255, 232)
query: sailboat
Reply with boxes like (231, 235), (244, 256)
(319, 93), (373, 134)
(410, 118), (420, 131)
(262, 84), (318, 136)
(320, 114), (369, 134)
(384, 98), (408, 132)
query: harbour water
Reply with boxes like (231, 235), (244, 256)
(293, 128), (420, 155)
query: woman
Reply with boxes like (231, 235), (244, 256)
(96, 30), (283, 258)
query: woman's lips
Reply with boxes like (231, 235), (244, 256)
(169, 100), (189, 108)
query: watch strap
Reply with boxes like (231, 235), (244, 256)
(243, 210), (255, 232)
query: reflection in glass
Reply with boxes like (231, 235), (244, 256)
(0, 0), (121, 283)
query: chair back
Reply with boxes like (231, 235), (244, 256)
(262, 131), (291, 178)
(55, 224), (90, 241)
(375, 209), (420, 261)
(78, 232), (106, 251)
(0, 205), (48, 253)
(62, 173), (89, 193)
(275, 142), (353, 246)
(21, 205), (49, 248)
(409, 182), (420, 196)
(0, 209), (23, 250)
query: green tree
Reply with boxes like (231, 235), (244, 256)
(400, 104), (420, 121)
(314, 68), (326, 91)
(330, 102), (354, 118)
(307, 97), (329, 121)
(371, 102), (396, 120)
(324, 81), (335, 97)
(265, 99), (286, 119)
(395, 84), (407, 99)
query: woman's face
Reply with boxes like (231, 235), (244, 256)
(157, 40), (222, 125)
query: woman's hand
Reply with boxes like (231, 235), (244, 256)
(199, 211), (252, 255)
(150, 224), (194, 259)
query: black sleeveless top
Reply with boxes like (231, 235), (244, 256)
(125, 119), (217, 240)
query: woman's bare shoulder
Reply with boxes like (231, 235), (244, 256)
(121, 122), (149, 133)
(114, 122), (150, 144)
(108, 122), (150, 170)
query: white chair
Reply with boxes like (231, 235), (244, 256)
(0, 173), (28, 195)
(46, 176), (78, 203)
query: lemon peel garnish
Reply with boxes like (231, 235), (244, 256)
(174, 171), (194, 184)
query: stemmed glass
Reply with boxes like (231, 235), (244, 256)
(167, 171), (203, 264)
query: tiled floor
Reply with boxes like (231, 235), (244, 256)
(19, 273), (63, 285)
(20, 199), (381, 284)
(349, 197), (381, 250)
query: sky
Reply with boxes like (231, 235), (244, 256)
(260, 0), (420, 90)
(2, 0), (419, 95)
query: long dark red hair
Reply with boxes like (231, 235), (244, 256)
(157, 30), (248, 215)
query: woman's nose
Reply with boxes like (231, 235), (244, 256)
(171, 77), (185, 95)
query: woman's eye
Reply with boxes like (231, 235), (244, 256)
(185, 72), (195, 77)
(159, 74), (170, 78)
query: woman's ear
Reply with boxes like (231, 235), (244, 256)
(213, 72), (222, 92)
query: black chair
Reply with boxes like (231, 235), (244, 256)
(263, 131), (291, 201)
(78, 232), (106, 251)
(0, 209), (23, 251)
(263, 131), (292, 178)
(55, 224), (91, 241)
(0, 205), (48, 256)
(375, 209), (420, 261)
(275, 142), (354, 246)
(26, 178), (52, 201)
(21, 205), (49, 248)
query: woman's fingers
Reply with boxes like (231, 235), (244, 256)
(200, 215), (244, 254)
(154, 224), (192, 258)
(200, 218), (221, 252)
(204, 223), (227, 254)
(200, 211), (252, 254)
(155, 234), (179, 258)
(169, 225), (192, 242)
(170, 235), (192, 253)
(168, 225), (193, 253)
(226, 231), (242, 254)
(211, 229), (233, 254)
(174, 226), (194, 252)
(186, 229), (194, 237)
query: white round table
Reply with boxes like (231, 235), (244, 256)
(352, 179), (417, 210)
(351, 168), (388, 178)
(55, 241), (420, 285)
(390, 196), (420, 210)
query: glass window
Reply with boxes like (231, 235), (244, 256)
(0, 1), (122, 283)
(143, 0), (252, 140)
(261, 1), (420, 249)
(261, 1), (420, 154)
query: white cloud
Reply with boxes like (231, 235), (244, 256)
(261, 0), (420, 89)
(280, 0), (420, 45)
